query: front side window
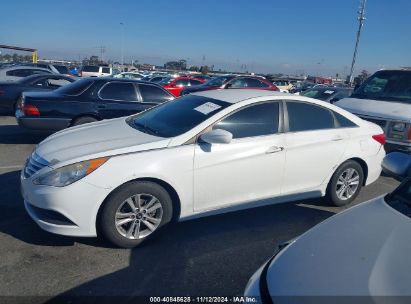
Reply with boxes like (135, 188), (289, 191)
(228, 78), (247, 88)
(82, 66), (99, 73)
(127, 95), (229, 138)
(101, 67), (111, 74)
(138, 84), (172, 103)
(99, 82), (137, 101)
(287, 101), (335, 132)
(213, 102), (280, 139)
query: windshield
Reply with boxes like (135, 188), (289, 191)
(54, 79), (93, 95)
(302, 89), (338, 100)
(126, 95), (230, 138)
(205, 76), (232, 87)
(351, 71), (411, 103)
(386, 178), (411, 217)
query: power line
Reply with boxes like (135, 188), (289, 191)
(348, 0), (367, 85)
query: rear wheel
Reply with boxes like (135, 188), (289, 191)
(72, 116), (98, 126)
(99, 181), (173, 248)
(327, 160), (364, 207)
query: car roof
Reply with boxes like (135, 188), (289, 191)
(192, 89), (288, 103)
(0, 66), (51, 72)
(95, 77), (163, 86)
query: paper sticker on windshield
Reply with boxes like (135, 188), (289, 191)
(324, 90), (334, 94)
(194, 102), (222, 115)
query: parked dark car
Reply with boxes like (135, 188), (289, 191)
(16, 78), (175, 131)
(180, 75), (278, 95)
(301, 87), (353, 103)
(0, 74), (75, 113)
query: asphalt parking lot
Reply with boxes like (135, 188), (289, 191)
(0, 115), (400, 300)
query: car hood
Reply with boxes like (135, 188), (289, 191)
(336, 97), (411, 122)
(36, 117), (170, 166)
(266, 197), (411, 297)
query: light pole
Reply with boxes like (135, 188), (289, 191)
(349, 0), (367, 85)
(120, 22), (124, 71)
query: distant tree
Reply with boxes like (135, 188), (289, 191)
(89, 55), (100, 65)
(189, 66), (199, 72)
(354, 69), (369, 87)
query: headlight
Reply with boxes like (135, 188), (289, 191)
(391, 122), (406, 132)
(33, 157), (109, 187)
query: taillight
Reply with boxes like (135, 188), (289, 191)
(23, 104), (40, 116)
(372, 133), (386, 145)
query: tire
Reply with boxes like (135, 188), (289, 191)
(72, 116), (98, 126)
(326, 160), (364, 207)
(99, 181), (173, 248)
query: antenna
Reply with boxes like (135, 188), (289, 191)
(348, 0), (367, 85)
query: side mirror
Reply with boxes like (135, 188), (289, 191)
(329, 97), (340, 104)
(382, 152), (411, 182)
(199, 129), (233, 144)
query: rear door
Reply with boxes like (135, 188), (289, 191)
(282, 101), (349, 194)
(97, 81), (146, 118)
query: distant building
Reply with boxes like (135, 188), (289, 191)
(164, 59), (187, 70)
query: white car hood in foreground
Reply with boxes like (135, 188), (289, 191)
(36, 117), (170, 165)
(266, 197), (411, 297)
(336, 97), (411, 122)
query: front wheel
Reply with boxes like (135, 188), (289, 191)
(327, 160), (364, 207)
(99, 181), (173, 248)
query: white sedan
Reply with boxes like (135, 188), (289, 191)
(20, 90), (385, 248)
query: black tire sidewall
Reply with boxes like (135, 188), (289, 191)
(100, 181), (173, 248)
(328, 160), (364, 207)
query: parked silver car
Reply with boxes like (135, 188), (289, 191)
(0, 66), (53, 82)
(245, 152), (411, 302)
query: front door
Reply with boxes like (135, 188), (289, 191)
(194, 101), (285, 212)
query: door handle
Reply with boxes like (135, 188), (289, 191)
(266, 146), (284, 154)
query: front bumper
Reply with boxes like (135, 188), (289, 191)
(16, 110), (71, 131)
(21, 171), (111, 237)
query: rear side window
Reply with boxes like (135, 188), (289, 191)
(334, 111), (358, 128)
(213, 102), (279, 139)
(139, 84), (172, 103)
(82, 66), (99, 72)
(101, 67), (111, 74)
(287, 102), (335, 132)
(99, 82), (137, 101)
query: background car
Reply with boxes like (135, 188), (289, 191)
(80, 66), (113, 77)
(147, 76), (168, 83)
(0, 74), (75, 113)
(20, 90), (385, 248)
(180, 75), (278, 96)
(289, 81), (316, 94)
(301, 87), (353, 103)
(16, 78), (174, 131)
(336, 69), (411, 154)
(0, 66), (53, 82)
(160, 76), (205, 96)
(272, 80), (293, 92)
(245, 152), (411, 301)
(113, 72), (145, 80)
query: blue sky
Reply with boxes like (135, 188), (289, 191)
(2, 0), (410, 76)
